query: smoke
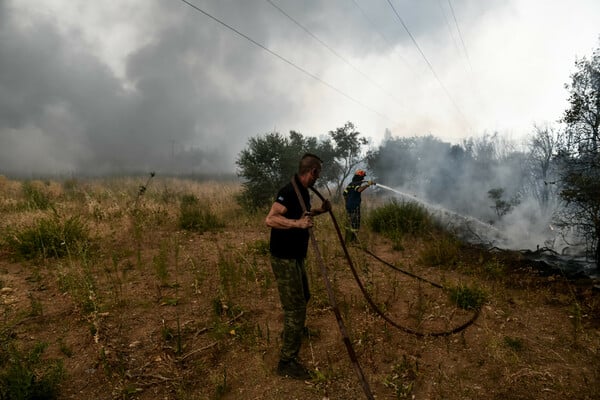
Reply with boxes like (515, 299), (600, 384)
(1, 0), (599, 176)
(369, 134), (566, 252)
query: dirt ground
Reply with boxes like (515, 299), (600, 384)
(1, 177), (599, 399)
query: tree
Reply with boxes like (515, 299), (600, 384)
(557, 41), (600, 266)
(487, 187), (519, 219)
(235, 131), (334, 210)
(327, 122), (369, 200)
(525, 124), (562, 212)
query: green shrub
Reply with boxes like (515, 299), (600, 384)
(22, 181), (52, 210)
(0, 341), (65, 400)
(448, 284), (487, 310)
(368, 199), (436, 240)
(504, 336), (524, 352)
(5, 216), (89, 259)
(418, 233), (460, 267)
(178, 194), (224, 232)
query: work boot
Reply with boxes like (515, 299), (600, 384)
(277, 358), (312, 380)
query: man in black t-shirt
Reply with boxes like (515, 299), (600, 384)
(265, 153), (331, 380)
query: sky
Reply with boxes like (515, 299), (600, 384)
(1, 0), (599, 176)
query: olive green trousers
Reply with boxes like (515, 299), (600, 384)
(270, 256), (310, 361)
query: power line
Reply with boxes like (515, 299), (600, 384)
(349, 0), (418, 77)
(177, 0), (393, 122)
(437, 0), (462, 61)
(385, 0), (470, 127)
(266, 0), (403, 107)
(447, 0), (474, 75)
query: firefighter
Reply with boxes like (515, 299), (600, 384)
(343, 169), (375, 243)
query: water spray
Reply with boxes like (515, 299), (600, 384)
(372, 182), (508, 247)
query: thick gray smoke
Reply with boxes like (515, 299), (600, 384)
(369, 134), (568, 253)
(2, 0), (598, 176)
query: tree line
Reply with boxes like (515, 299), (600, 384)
(236, 41), (600, 267)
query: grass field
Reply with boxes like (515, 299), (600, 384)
(0, 175), (599, 399)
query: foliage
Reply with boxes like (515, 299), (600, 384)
(382, 355), (418, 399)
(327, 121), (370, 200)
(448, 284), (487, 310)
(5, 215), (89, 260)
(418, 233), (460, 267)
(235, 122), (370, 210)
(367, 134), (527, 222)
(487, 187), (520, 219)
(525, 124), (562, 212)
(235, 131), (334, 210)
(0, 340), (65, 400)
(557, 42), (600, 265)
(368, 199), (436, 241)
(21, 181), (52, 210)
(178, 194), (224, 232)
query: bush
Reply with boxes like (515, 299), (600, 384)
(178, 194), (224, 232)
(0, 341), (65, 400)
(418, 233), (460, 267)
(368, 199), (437, 240)
(5, 216), (89, 259)
(21, 181), (52, 210)
(448, 284), (487, 310)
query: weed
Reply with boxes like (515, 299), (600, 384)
(214, 366), (229, 399)
(418, 233), (460, 267)
(216, 251), (241, 297)
(448, 284), (487, 310)
(58, 338), (74, 357)
(27, 293), (43, 317)
(21, 181), (52, 210)
(383, 355), (418, 399)
(503, 336), (524, 352)
(178, 194), (224, 232)
(368, 199), (436, 240)
(0, 341), (65, 400)
(153, 240), (170, 286)
(569, 301), (583, 341)
(483, 257), (505, 279)
(246, 239), (270, 256)
(5, 215), (89, 260)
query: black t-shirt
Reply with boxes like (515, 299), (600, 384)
(269, 176), (311, 260)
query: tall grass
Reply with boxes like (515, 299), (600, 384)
(5, 215), (89, 260)
(21, 181), (52, 210)
(178, 194), (224, 232)
(0, 340), (65, 400)
(368, 199), (437, 239)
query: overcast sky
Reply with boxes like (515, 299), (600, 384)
(1, 0), (599, 176)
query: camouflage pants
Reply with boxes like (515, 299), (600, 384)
(270, 256), (310, 361)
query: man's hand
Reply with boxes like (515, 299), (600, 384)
(297, 213), (314, 229)
(368, 181), (376, 186)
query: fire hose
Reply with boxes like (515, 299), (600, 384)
(291, 180), (481, 399)
(291, 178), (375, 400)
(308, 185), (481, 337)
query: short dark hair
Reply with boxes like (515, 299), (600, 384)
(298, 153), (322, 174)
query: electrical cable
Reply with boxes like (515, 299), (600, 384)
(266, 0), (404, 107)
(177, 0), (394, 122)
(385, 0), (471, 128)
(447, 0), (474, 75)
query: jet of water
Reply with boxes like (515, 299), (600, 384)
(374, 183), (508, 247)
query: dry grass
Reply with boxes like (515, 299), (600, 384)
(0, 175), (599, 399)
